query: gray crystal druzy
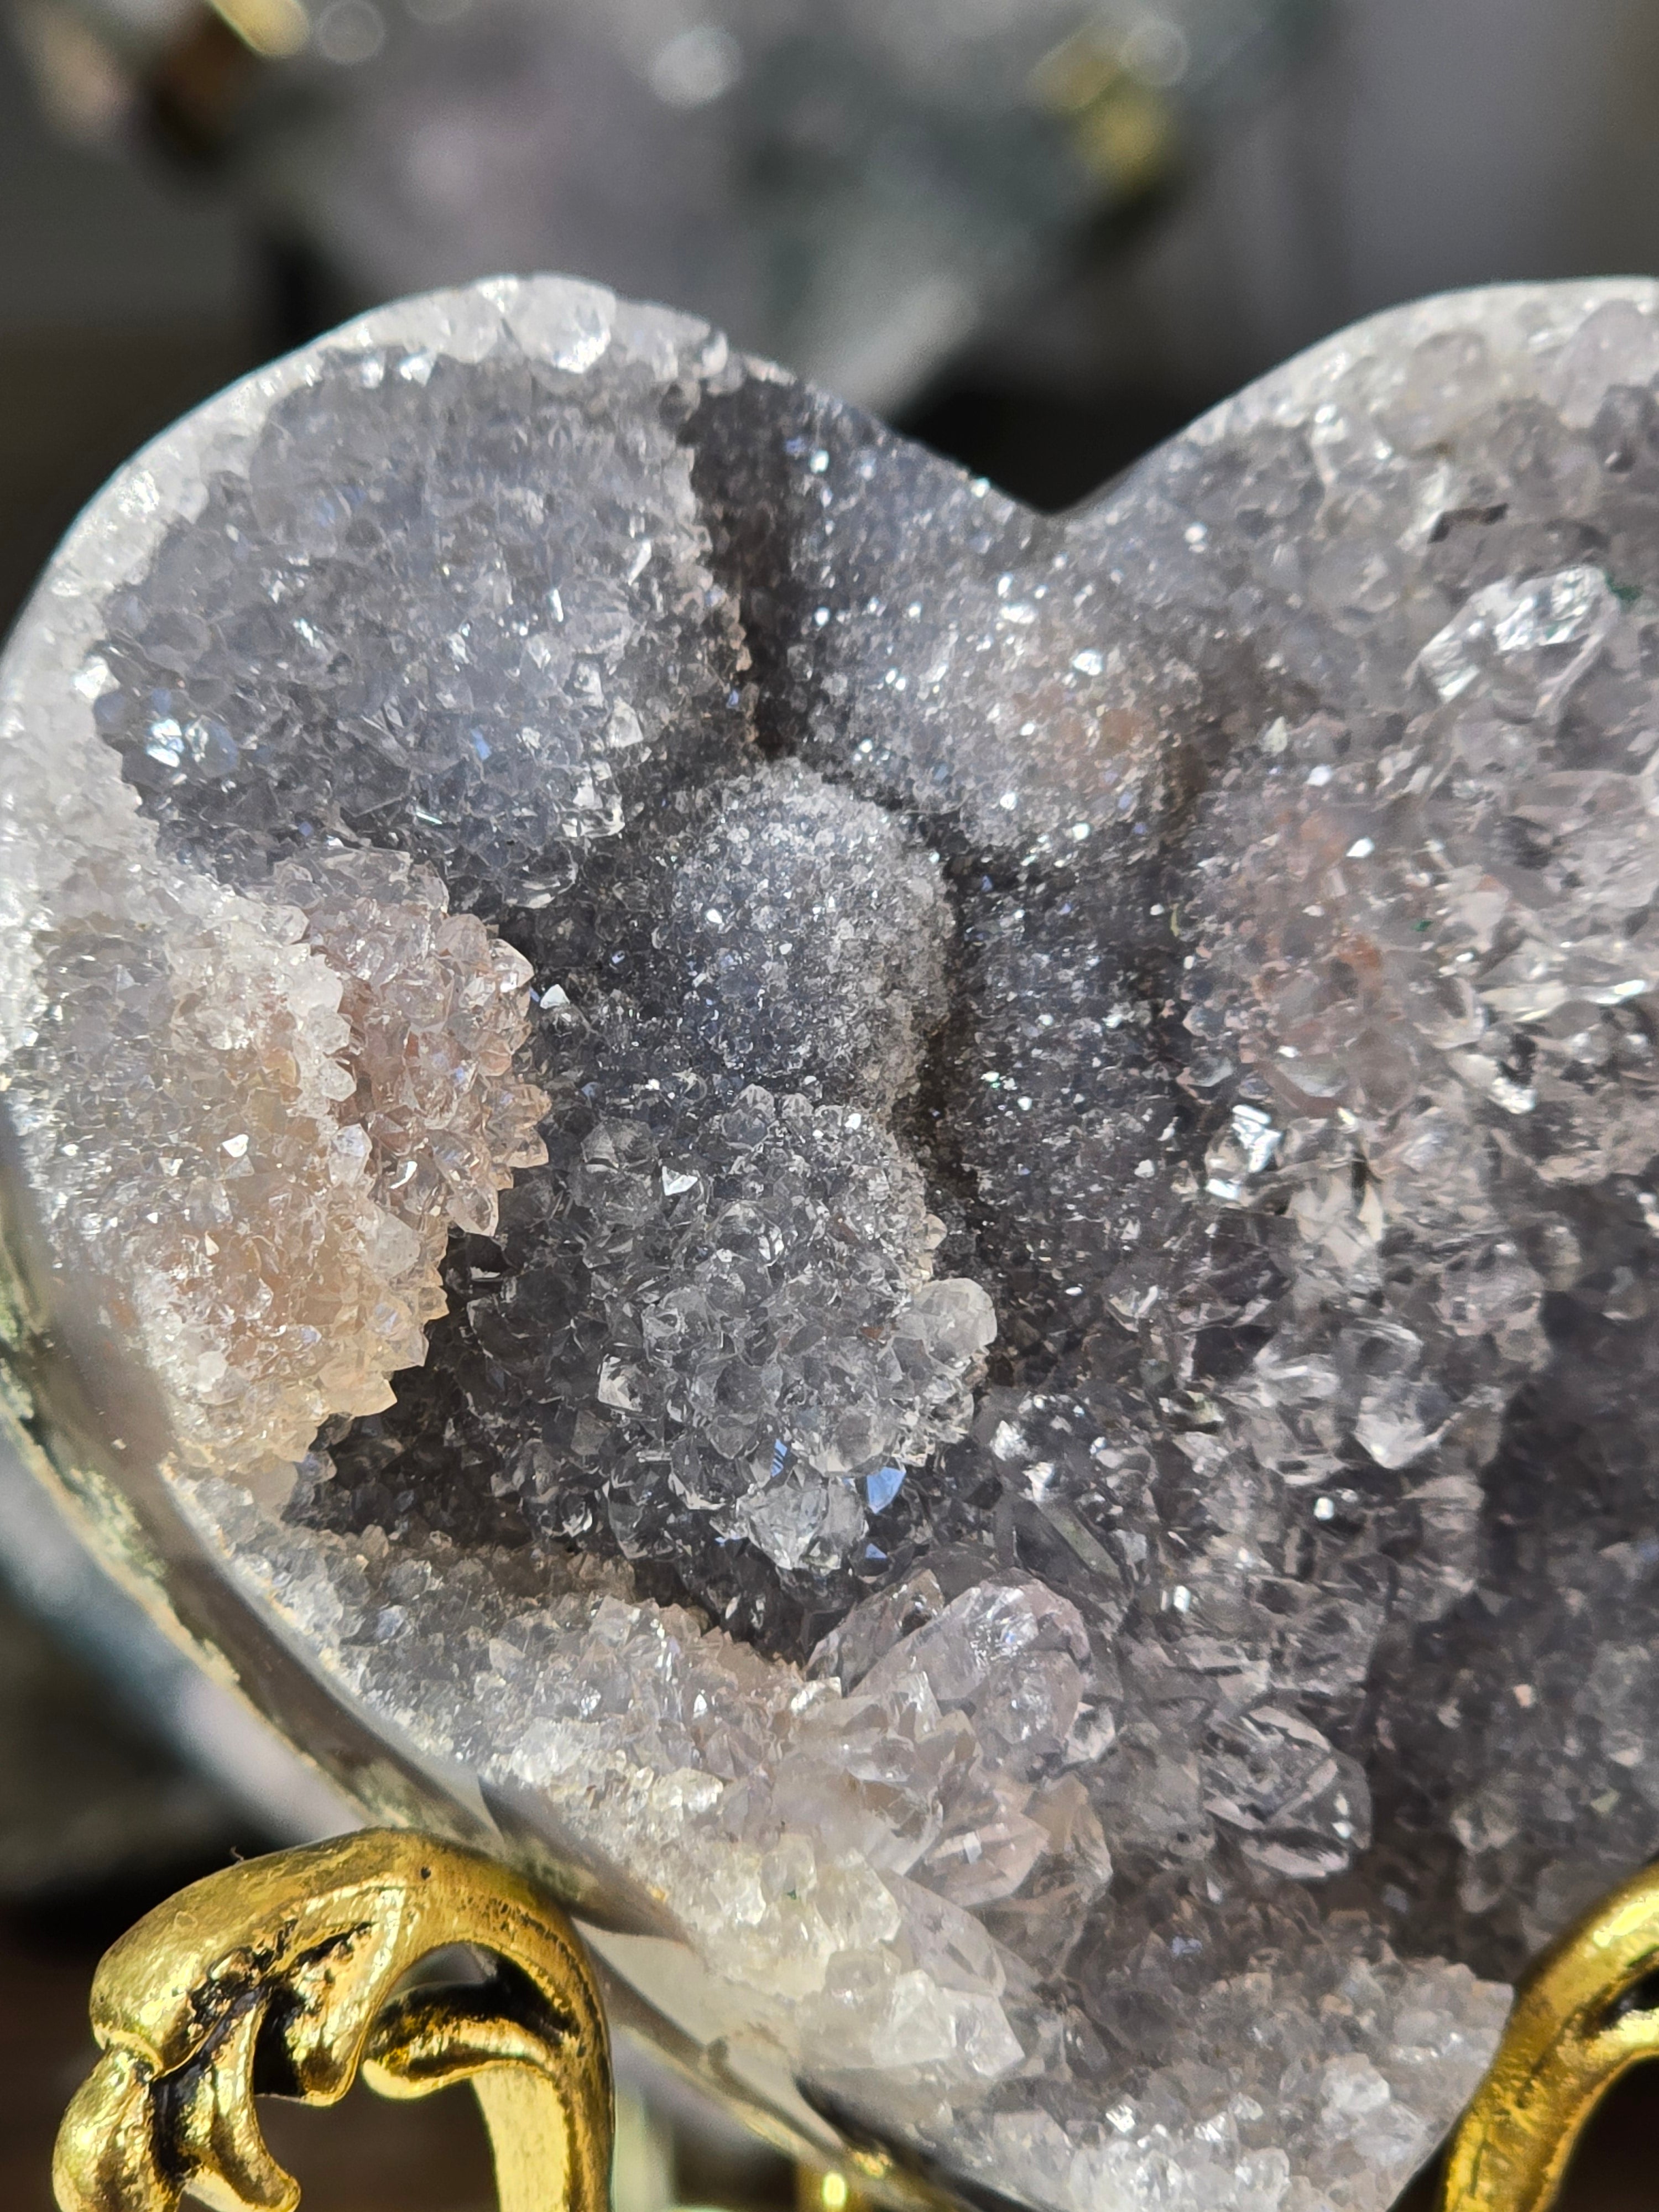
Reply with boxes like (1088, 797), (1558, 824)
(14, 274), (1659, 2211)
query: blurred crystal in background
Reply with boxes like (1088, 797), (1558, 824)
(3, 0), (1326, 415)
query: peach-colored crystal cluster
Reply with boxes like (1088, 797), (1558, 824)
(10, 842), (543, 1478)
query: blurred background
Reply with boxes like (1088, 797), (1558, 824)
(6, 0), (1659, 2204)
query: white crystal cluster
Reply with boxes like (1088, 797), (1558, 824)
(16, 274), (1659, 2212)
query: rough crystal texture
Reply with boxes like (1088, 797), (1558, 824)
(19, 273), (1659, 2212)
(2, 821), (544, 1477)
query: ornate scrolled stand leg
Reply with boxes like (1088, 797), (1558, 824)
(65, 1824), (1659, 2212)
(1441, 1861), (1659, 2212)
(51, 1829), (613, 2212)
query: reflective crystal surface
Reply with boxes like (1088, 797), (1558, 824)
(14, 275), (1659, 2212)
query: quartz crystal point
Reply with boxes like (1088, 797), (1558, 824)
(17, 275), (1659, 2212)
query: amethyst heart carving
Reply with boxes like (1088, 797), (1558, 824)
(8, 274), (1659, 2212)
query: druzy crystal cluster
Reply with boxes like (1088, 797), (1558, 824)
(14, 274), (1659, 2211)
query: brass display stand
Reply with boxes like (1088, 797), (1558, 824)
(1438, 1859), (1659, 2212)
(51, 1832), (612, 2212)
(48, 1831), (1659, 2212)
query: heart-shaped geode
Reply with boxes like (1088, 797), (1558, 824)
(9, 275), (1659, 2212)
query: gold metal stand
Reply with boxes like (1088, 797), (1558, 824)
(1441, 1860), (1659, 2212)
(50, 1826), (1659, 2212)
(51, 1830), (612, 2212)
